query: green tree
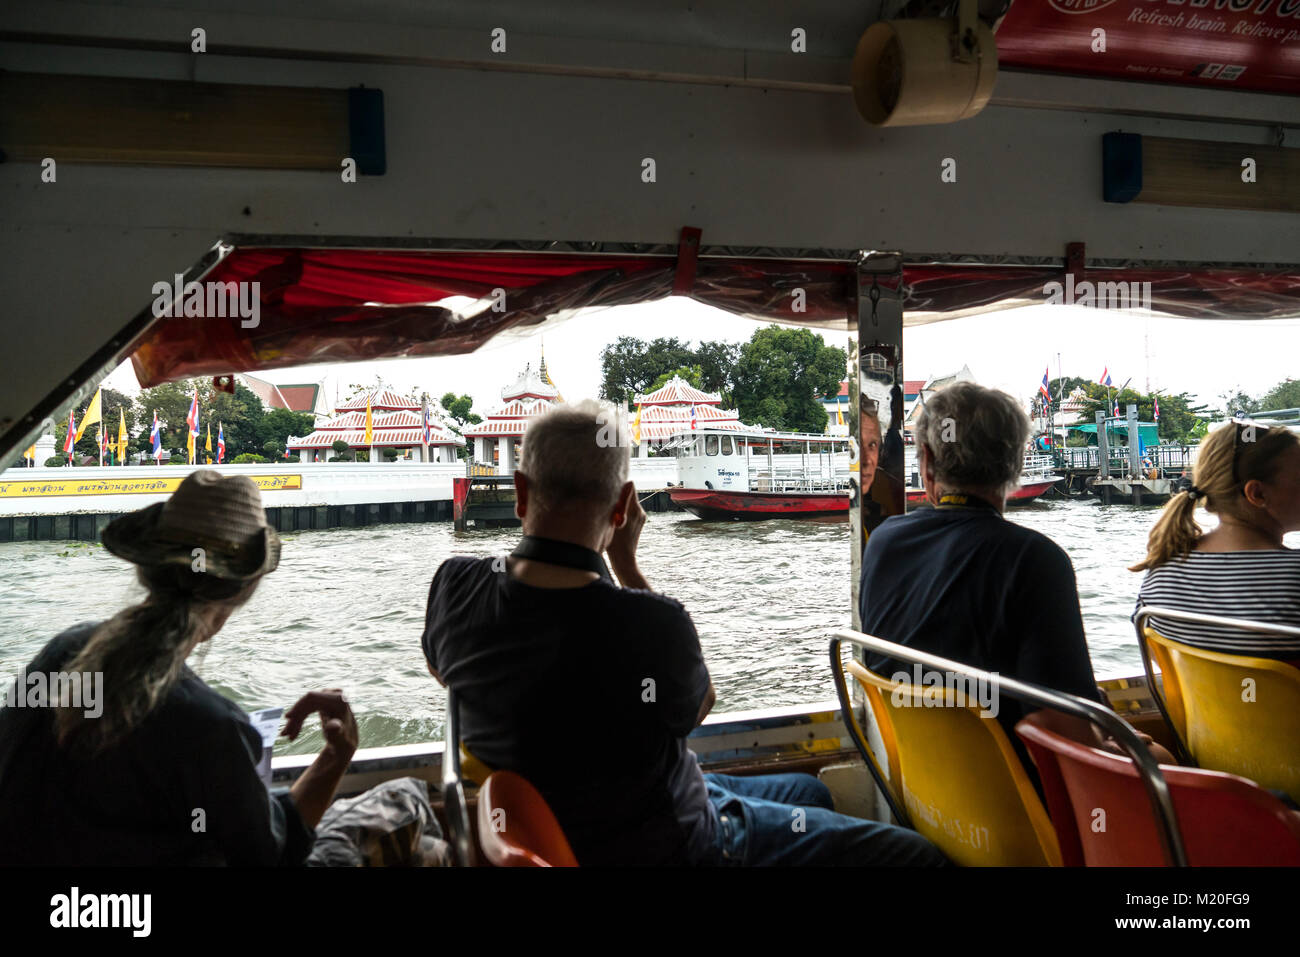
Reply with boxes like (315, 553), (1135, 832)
(439, 393), (482, 427)
(1219, 387), (1261, 418)
(1075, 387), (1208, 444)
(598, 336), (696, 402)
(693, 341), (740, 402)
(731, 325), (845, 433)
(1258, 378), (1300, 412)
(255, 407), (316, 454)
(645, 365), (704, 394)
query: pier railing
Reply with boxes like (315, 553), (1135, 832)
(1055, 444), (1194, 474)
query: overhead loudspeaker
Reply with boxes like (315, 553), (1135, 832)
(851, 8), (998, 127)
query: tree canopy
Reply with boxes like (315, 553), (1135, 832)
(731, 326), (846, 434)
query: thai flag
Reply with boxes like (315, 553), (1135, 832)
(1039, 369), (1051, 401)
(1153, 395), (1160, 421)
(186, 389), (199, 441)
(689, 403), (697, 430)
(422, 406), (432, 445)
(150, 410), (162, 461)
(63, 409), (77, 460)
(217, 422), (226, 463)
(1099, 367), (1112, 388)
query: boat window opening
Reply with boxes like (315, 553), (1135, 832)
(705, 435), (719, 456)
(721, 436), (733, 456)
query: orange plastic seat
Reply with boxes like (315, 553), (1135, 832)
(1016, 710), (1300, 866)
(476, 770), (579, 868)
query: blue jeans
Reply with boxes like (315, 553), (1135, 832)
(703, 772), (947, 867)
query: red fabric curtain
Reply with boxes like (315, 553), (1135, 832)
(130, 247), (1300, 387)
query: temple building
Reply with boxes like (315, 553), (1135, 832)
(629, 375), (751, 456)
(286, 386), (464, 462)
(463, 362), (561, 473)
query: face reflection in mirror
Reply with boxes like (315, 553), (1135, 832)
(859, 364), (891, 494)
(860, 400), (882, 492)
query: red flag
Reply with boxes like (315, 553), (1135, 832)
(63, 409), (77, 461)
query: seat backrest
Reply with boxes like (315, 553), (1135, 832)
(1145, 629), (1300, 803)
(1016, 710), (1300, 866)
(846, 660), (1061, 866)
(476, 770), (579, 868)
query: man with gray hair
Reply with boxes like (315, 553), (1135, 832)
(857, 382), (1102, 773)
(423, 400), (945, 866)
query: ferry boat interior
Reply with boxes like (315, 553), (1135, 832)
(2, 0), (1300, 884)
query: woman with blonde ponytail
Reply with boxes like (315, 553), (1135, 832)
(1132, 421), (1300, 662)
(0, 471), (360, 865)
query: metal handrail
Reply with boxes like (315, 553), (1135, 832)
(830, 629), (1188, 867)
(1133, 606), (1300, 768)
(441, 691), (477, 867)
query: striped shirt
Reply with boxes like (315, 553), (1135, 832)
(1134, 549), (1300, 660)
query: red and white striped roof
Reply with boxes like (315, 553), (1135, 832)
(634, 375), (722, 407)
(631, 403), (749, 441)
(462, 397), (557, 438)
(287, 408), (462, 449)
(335, 388), (419, 413)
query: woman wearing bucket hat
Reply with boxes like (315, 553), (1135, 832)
(0, 471), (359, 865)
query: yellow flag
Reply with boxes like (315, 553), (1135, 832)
(364, 395), (374, 445)
(117, 408), (128, 461)
(837, 400), (844, 426)
(631, 404), (643, 445)
(73, 388), (102, 442)
(24, 443), (36, 461)
(205, 423), (213, 453)
(187, 430), (195, 463)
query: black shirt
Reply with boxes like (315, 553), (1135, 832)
(0, 622), (314, 866)
(857, 501), (1102, 771)
(421, 555), (716, 866)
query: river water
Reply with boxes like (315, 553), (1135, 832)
(2, 499), (1291, 754)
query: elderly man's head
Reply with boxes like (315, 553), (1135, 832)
(516, 399), (635, 546)
(915, 382), (1029, 505)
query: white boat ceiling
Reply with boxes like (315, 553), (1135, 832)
(2, 0), (1299, 457)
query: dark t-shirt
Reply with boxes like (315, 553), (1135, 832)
(0, 622), (314, 866)
(857, 503), (1102, 772)
(421, 555), (716, 866)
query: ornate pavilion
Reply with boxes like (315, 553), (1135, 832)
(462, 362), (561, 473)
(286, 387), (465, 462)
(629, 375), (751, 455)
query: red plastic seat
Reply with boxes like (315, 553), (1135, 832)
(475, 770), (579, 867)
(1016, 710), (1300, 866)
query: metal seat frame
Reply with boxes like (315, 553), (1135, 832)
(829, 629), (1188, 866)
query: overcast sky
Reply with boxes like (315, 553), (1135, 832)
(100, 298), (1300, 415)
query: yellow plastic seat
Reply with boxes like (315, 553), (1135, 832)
(844, 659), (1061, 867)
(1144, 628), (1300, 803)
(459, 744), (493, 787)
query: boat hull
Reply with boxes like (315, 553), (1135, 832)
(669, 488), (849, 520)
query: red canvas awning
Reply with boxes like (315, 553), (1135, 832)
(130, 247), (1300, 387)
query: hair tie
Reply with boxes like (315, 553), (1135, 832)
(1186, 485), (1204, 502)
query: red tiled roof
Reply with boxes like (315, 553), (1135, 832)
(903, 379), (926, 395)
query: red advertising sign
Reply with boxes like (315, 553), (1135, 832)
(996, 0), (1300, 94)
